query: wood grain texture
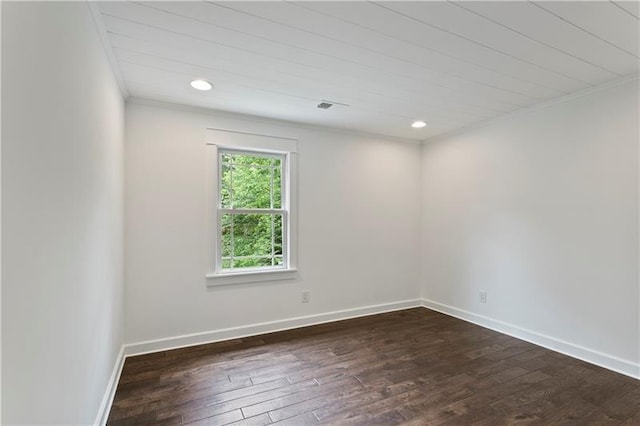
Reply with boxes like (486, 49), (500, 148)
(108, 308), (640, 425)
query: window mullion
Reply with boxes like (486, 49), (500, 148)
(282, 156), (288, 267)
(230, 214), (234, 269)
(219, 208), (285, 215)
(270, 159), (275, 266)
(229, 159), (234, 209)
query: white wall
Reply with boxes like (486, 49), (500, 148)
(124, 100), (421, 346)
(2, 2), (124, 424)
(420, 78), (639, 376)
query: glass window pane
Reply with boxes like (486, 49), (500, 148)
(220, 213), (284, 271)
(220, 163), (232, 208)
(221, 153), (233, 164)
(234, 257), (274, 269)
(272, 158), (282, 209)
(221, 214), (232, 258)
(219, 151), (283, 209)
(274, 214), (283, 254)
(232, 163), (271, 209)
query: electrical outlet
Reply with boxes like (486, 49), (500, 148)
(479, 291), (487, 304)
(301, 290), (310, 304)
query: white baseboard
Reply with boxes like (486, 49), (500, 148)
(94, 346), (126, 426)
(97, 298), (637, 424)
(421, 298), (640, 380)
(124, 299), (422, 357)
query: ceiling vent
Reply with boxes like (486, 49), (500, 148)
(317, 100), (349, 110)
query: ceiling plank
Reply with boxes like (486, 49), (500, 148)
(381, 1), (623, 83)
(104, 16), (520, 118)
(298, 1), (591, 92)
(115, 50), (486, 127)
(111, 1), (541, 106)
(454, 1), (638, 77)
(531, 1), (639, 58)
(91, 1), (638, 140)
(611, 1), (640, 20)
(196, 1), (563, 100)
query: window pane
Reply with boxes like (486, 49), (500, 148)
(273, 158), (282, 209)
(221, 214), (232, 258)
(232, 163), (271, 208)
(219, 152), (282, 209)
(274, 214), (283, 255)
(220, 213), (284, 270)
(221, 153), (234, 164)
(220, 163), (232, 208)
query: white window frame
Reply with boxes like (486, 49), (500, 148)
(206, 128), (298, 286)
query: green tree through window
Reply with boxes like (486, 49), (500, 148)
(219, 150), (286, 270)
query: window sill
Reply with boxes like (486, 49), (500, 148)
(206, 268), (298, 286)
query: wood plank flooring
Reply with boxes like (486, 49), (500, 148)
(108, 308), (640, 425)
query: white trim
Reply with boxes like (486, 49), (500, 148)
(422, 74), (640, 144)
(207, 268), (298, 286)
(219, 208), (286, 215)
(87, 2), (129, 99)
(420, 299), (640, 380)
(207, 128), (298, 153)
(207, 128), (297, 144)
(123, 299), (422, 356)
(0, 2), (3, 422)
(206, 144), (218, 283)
(104, 298), (638, 423)
(93, 346), (126, 426)
(206, 133), (298, 286)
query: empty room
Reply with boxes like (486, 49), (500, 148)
(2, 0), (640, 425)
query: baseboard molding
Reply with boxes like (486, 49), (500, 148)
(101, 297), (637, 424)
(94, 346), (126, 426)
(124, 299), (422, 357)
(421, 299), (640, 380)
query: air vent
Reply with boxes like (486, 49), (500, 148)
(317, 100), (349, 110)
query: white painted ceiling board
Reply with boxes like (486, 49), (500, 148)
(116, 50), (485, 127)
(112, 34), (511, 119)
(113, 43), (491, 124)
(104, 17), (519, 118)
(94, 1), (640, 141)
(456, 1), (638, 77)
(534, 1), (639, 56)
(102, 2), (538, 108)
(612, 1), (640, 19)
(294, 1), (591, 92)
(202, 1), (557, 101)
(101, 10), (531, 114)
(382, 1), (620, 83)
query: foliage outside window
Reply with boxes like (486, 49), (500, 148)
(218, 149), (288, 272)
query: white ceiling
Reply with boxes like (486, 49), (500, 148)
(95, 1), (640, 141)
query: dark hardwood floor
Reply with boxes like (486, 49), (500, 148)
(108, 308), (640, 425)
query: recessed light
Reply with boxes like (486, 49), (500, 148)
(190, 79), (213, 91)
(411, 120), (427, 128)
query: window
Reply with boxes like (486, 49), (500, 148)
(206, 129), (297, 286)
(219, 149), (286, 270)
